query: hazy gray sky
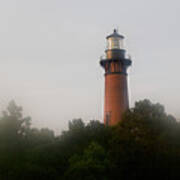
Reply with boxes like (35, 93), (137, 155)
(0, 0), (179, 132)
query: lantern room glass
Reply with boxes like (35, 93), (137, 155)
(107, 37), (124, 50)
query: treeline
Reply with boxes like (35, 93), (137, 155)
(0, 100), (180, 179)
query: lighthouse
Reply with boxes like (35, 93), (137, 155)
(100, 29), (132, 126)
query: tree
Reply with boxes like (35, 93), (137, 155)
(65, 142), (110, 180)
(0, 99), (179, 179)
(108, 99), (179, 179)
(0, 100), (31, 146)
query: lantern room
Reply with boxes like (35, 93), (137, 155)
(106, 29), (124, 50)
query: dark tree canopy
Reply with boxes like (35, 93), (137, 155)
(0, 99), (179, 180)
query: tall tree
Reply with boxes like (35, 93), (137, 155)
(0, 100), (31, 145)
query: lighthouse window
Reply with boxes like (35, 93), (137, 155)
(107, 37), (124, 50)
(107, 37), (119, 49)
(106, 112), (111, 126)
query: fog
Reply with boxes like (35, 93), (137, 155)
(0, 0), (179, 132)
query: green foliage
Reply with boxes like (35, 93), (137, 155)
(0, 100), (31, 141)
(0, 99), (179, 179)
(68, 118), (85, 131)
(65, 142), (109, 180)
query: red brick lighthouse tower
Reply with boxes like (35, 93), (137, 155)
(100, 29), (132, 126)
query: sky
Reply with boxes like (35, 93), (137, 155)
(0, 0), (179, 133)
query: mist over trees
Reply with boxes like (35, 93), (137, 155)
(0, 99), (179, 179)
